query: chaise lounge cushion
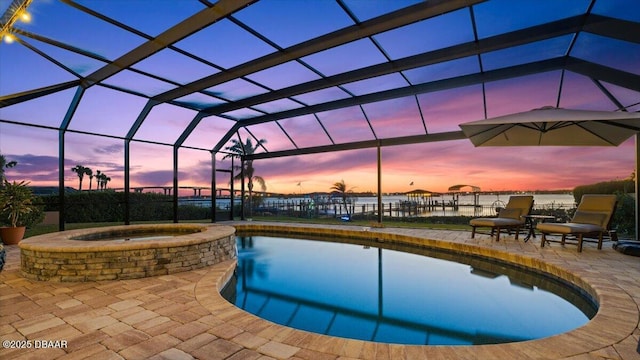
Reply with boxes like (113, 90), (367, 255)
(496, 208), (522, 220)
(536, 222), (603, 235)
(571, 211), (607, 227)
(470, 217), (523, 227)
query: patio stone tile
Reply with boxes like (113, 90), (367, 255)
(191, 338), (243, 359)
(142, 298), (176, 311)
(118, 333), (181, 359)
(270, 328), (298, 344)
(116, 289), (149, 300)
(60, 349), (125, 360)
(294, 348), (339, 360)
(305, 335), (346, 356)
(62, 308), (113, 325)
(206, 322), (244, 340)
(29, 323), (82, 341)
(401, 345), (427, 360)
(140, 319), (183, 337)
(54, 343), (108, 360)
(100, 322), (135, 337)
(109, 299), (143, 311)
(175, 332), (218, 353)
(12, 313), (65, 336)
(154, 302), (189, 317)
(340, 339), (365, 358)
(278, 328), (310, 347)
(358, 342), (377, 359)
(74, 315), (120, 332)
(9, 348), (67, 360)
(372, 343), (390, 360)
(170, 310), (203, 324)
(168, 321), (209, 341)
(226, 349), (264, 360)
(65, 330), (110, 352)
(195, 314), (226, 327)
(257, 341), (300, 359)
(149, 348), (195, 360)
(612, 336), (640, 360)
(108, 306), (144, 320)
(9, 300), (45, 317)
(232, 332), (270, 349)
(589, 346), (623, 359)
(56, 298), (83, 309)
(132, 315), (172, 332)
(102, 329), (150, 352)
(0, 323), (15, 335)
(73, 288), (108, 301)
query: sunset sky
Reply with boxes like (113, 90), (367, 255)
(0, 0), (638, 195)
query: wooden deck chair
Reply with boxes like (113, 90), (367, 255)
(537, 194), (617, 252)
(470, 195), (534, 241)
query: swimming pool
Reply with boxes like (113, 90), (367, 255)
(222, 234), (596, 345)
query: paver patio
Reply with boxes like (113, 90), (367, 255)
(1, 222), (639, 359)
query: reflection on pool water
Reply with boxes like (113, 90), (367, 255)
(222, 235), (596, 345)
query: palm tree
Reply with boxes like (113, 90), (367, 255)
(0, 154), (17, 184)
(222, 138), (267, 217)
(95, 170), (111, 190)
(71, 165), (91, 191)
(86, 168), (94, 190)
(330, 179), (354, 218)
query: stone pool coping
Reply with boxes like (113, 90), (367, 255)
(19, 224), (234, 252)
(194, 222), (639, 359)
(19, 224), (236, 281)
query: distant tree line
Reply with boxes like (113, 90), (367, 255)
(573, 179), (635, 203)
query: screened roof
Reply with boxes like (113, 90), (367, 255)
(1, 0), (639, 192)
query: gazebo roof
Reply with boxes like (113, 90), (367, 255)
(448, 184), (482, 193)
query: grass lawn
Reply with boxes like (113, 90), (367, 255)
(24, 217), (471, 239)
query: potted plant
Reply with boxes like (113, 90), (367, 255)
(0, 180), (42, 245)
(0, 243), (5, 271)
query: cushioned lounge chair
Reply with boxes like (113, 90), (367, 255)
(537, 194), (617, 252)
(470, 195), (534, 242)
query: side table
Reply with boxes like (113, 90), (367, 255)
(522, 215), (556, 242)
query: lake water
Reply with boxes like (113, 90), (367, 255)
(181, 193), (577, 218)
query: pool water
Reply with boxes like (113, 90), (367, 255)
(71, 231), (195, 242)
(222, 235), (596, 345)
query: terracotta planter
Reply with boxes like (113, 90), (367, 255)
(0, 226), (26, 245)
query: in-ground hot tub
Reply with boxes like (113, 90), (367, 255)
(19, 224), (236, 281)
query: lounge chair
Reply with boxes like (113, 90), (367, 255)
(470, 195), (534, 241)
(537, 194), (617, 252)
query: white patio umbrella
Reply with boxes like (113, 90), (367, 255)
(459, 106), (640, 240)
(459, 107), (640, 146)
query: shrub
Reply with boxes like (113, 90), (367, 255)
(38, 192), (213, 223)
(573, 180), (634, 203)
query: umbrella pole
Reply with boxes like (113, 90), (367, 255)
(634, 133), (640, 240)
